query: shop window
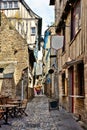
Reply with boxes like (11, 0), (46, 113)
(77, 63), (84, 96)
(71, 0), (81, 40)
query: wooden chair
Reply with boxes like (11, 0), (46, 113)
(16, 99), (28, 116)
(0, 109), (5, 119)
(0, 109), (6, 127)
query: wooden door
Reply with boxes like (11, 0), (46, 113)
(68, 66), (74, 113)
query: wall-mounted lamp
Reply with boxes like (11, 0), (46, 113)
(48, 64), (58, 74)
(48, 69), (54, 74)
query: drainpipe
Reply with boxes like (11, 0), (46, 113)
(21, 71), (24, 100)
(21, 79), (24, 100)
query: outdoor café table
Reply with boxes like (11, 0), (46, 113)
(7, 100), (22, 107)
(0, 104), (17, 125)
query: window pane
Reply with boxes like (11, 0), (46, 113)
(4, 2), (7, 9)
(9, 2), (12, 8)
(31, 27), (36, 34)
(14, 2), (18, 8)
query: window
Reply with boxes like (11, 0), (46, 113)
(77, 63), (84, 96)
(9, 2), (12, 8)
(0, 68), (4, 73)
(62, 73), (65, 95)
(71, 1), (81, 40)
(26, 22), (28, 34)
(14, 1), (18, 8)
(31, 27), (36, 35)
(0, 2), (1, 9)
(4, 2), (7, 9)
(62, 24), (65, 52)
(21, 22), (24, 35)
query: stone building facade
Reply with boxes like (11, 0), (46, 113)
(0, 13), (29, 99)
(49, 0), (87, 124)
(0, 0), (42, 99)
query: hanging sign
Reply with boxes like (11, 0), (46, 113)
(51, 35), (64, 50)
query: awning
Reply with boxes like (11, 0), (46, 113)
(63, 59), (83, 69)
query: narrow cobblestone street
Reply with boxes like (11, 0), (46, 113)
(0, 95), (84, 130)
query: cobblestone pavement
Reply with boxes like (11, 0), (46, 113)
(0, 95), (84, 130)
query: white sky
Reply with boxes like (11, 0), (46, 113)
(25, 0), (54, 35)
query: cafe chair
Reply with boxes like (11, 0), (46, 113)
(0, 109), (5, 119)
(0, 109), (6, 127)
(16, 99), (28, 116)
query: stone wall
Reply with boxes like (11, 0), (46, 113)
(0, 12), (29, 98)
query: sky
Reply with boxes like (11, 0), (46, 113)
(25, 0), (54, 35)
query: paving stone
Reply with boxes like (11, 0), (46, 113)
(0, 95), (85, 130)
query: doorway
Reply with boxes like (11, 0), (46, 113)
(68, 66), (74, 113)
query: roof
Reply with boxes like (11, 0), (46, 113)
(63, 59), (83, 69)
(20, 0), (42, 19)
(20, 0), (42, 45)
